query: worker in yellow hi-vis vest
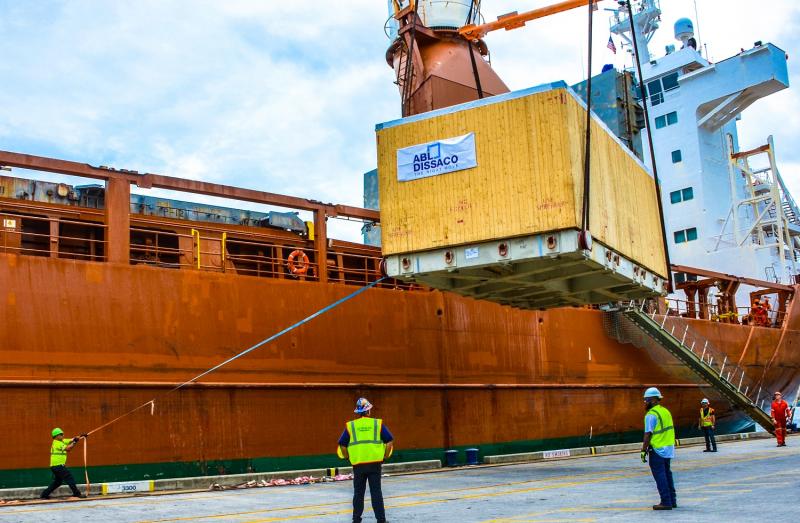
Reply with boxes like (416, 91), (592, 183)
(40, 428), (86, 499)
(337, 398), (394, 523)
(698, 398), (717, 452)
(640, 387), (677, 510)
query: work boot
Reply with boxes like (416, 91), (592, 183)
(652, 504), (673, 510)
(703, 449), (711, 452)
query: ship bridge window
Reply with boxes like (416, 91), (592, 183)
(646, 73), (680, 106)
(674, 227), (698, 244)
(671, 149), (682, 163)
(647, 79), (663, 106)
(669, 186), (693, 204)
(655, 111), (678, 129)
(662, 72), (680, 91)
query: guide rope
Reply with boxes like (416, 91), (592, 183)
(84, 276), (388, 437)
(465, 0), (484, 101)
(580, 0), (595, 237)
(624, 0), (673, 291)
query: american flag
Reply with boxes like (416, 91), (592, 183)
(607, 36), (617, 54)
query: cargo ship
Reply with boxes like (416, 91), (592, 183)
(1, 0), (799, 490)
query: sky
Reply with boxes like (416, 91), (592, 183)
(1, 0), (799, 241)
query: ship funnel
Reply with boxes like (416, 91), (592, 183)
(386, 0), (509, 117)
(674, 17), (696, 50)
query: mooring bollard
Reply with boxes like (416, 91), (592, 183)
(444, 449), (458, 467)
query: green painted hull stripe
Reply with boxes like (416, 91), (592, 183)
(2, 423), (752, 489)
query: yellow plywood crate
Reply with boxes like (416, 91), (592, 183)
(375, 82), (667, 309)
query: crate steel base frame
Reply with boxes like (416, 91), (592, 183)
(384, 230), (666, 309)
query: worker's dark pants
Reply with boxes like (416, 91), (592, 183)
(352, 462), (385, 522)
(648, 451), (676, 507)
(41, 465), (81, 498)
(702, 426), (717, 451)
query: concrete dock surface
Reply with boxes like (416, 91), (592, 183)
(1, 436), (797, 522)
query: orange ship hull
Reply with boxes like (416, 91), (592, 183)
(2, 253), (799, 488)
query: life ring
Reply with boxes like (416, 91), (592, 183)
(287, 249), (310, 275)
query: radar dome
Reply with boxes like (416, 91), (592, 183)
(674, 18), (694, 41)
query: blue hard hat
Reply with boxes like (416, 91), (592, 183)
(354, 397), (373, 414)
(643, 387), (662, 399)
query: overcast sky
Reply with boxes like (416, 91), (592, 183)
(1, 0), (798, 240)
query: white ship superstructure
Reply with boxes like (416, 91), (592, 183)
(611, 0), (798, 293)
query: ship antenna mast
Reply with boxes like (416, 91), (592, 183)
(609, 0), (661, 64)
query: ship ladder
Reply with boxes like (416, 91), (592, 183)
(604, 301), (775, 433)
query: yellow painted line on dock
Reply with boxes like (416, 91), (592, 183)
(486, 506), (651, 523)
(237, 451), (795, 523)
(3, 446), (795, 522)
(0, 451), (661, 517)
(235, 452), (788, 523)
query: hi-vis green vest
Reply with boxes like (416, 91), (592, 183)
(700, 407), (715, 427)
(344, 417), (385, 466)
(645, 404), (675, 449)
(50, 439), (68, 467)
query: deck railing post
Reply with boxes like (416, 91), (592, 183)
(313, 207), (328, 284)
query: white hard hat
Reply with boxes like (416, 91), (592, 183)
(700, 398), (709, 404)
(644, 387), (662, 399)
(354, 397), (373, 413)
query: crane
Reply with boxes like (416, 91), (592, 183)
(459, 0), (600, 41)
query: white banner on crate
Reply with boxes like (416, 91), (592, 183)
(396, 133), (477, 182)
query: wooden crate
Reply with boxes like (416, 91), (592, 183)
(375, 83), (667, 309)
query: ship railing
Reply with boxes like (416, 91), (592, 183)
(130, 225), (321, 280)
(128, 222), (415, 290)
(0, 210), (107, 261)
(626, 300), (770, 410)
(663, 297), (786, 327)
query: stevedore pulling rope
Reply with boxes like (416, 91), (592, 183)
(45, 276), (387, 498)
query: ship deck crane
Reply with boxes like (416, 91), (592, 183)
(458, 0), (599, 41)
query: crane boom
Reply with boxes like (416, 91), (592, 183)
(459, 0), (599, 40)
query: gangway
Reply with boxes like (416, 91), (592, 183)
(605, 303), (775, 432)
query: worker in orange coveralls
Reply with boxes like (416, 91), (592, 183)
(762, 297), (773, 326)
(771, 391), (790, 447)
(752, 299), (768, 327)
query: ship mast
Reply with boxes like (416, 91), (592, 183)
(609, 0), (661, 64)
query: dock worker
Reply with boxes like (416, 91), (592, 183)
(698, 398), (717, 452)
(640, 387), (677, 510)
(771, 392), (790, 447)
(338, 398), (394, 523)
(40, 428), (86, 499)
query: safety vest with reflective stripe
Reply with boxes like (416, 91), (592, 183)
(346, 417), (385, 466)
(50, 439), (68, 467)
(700, 407), (714, 427)
(645, 404), (675, 449)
